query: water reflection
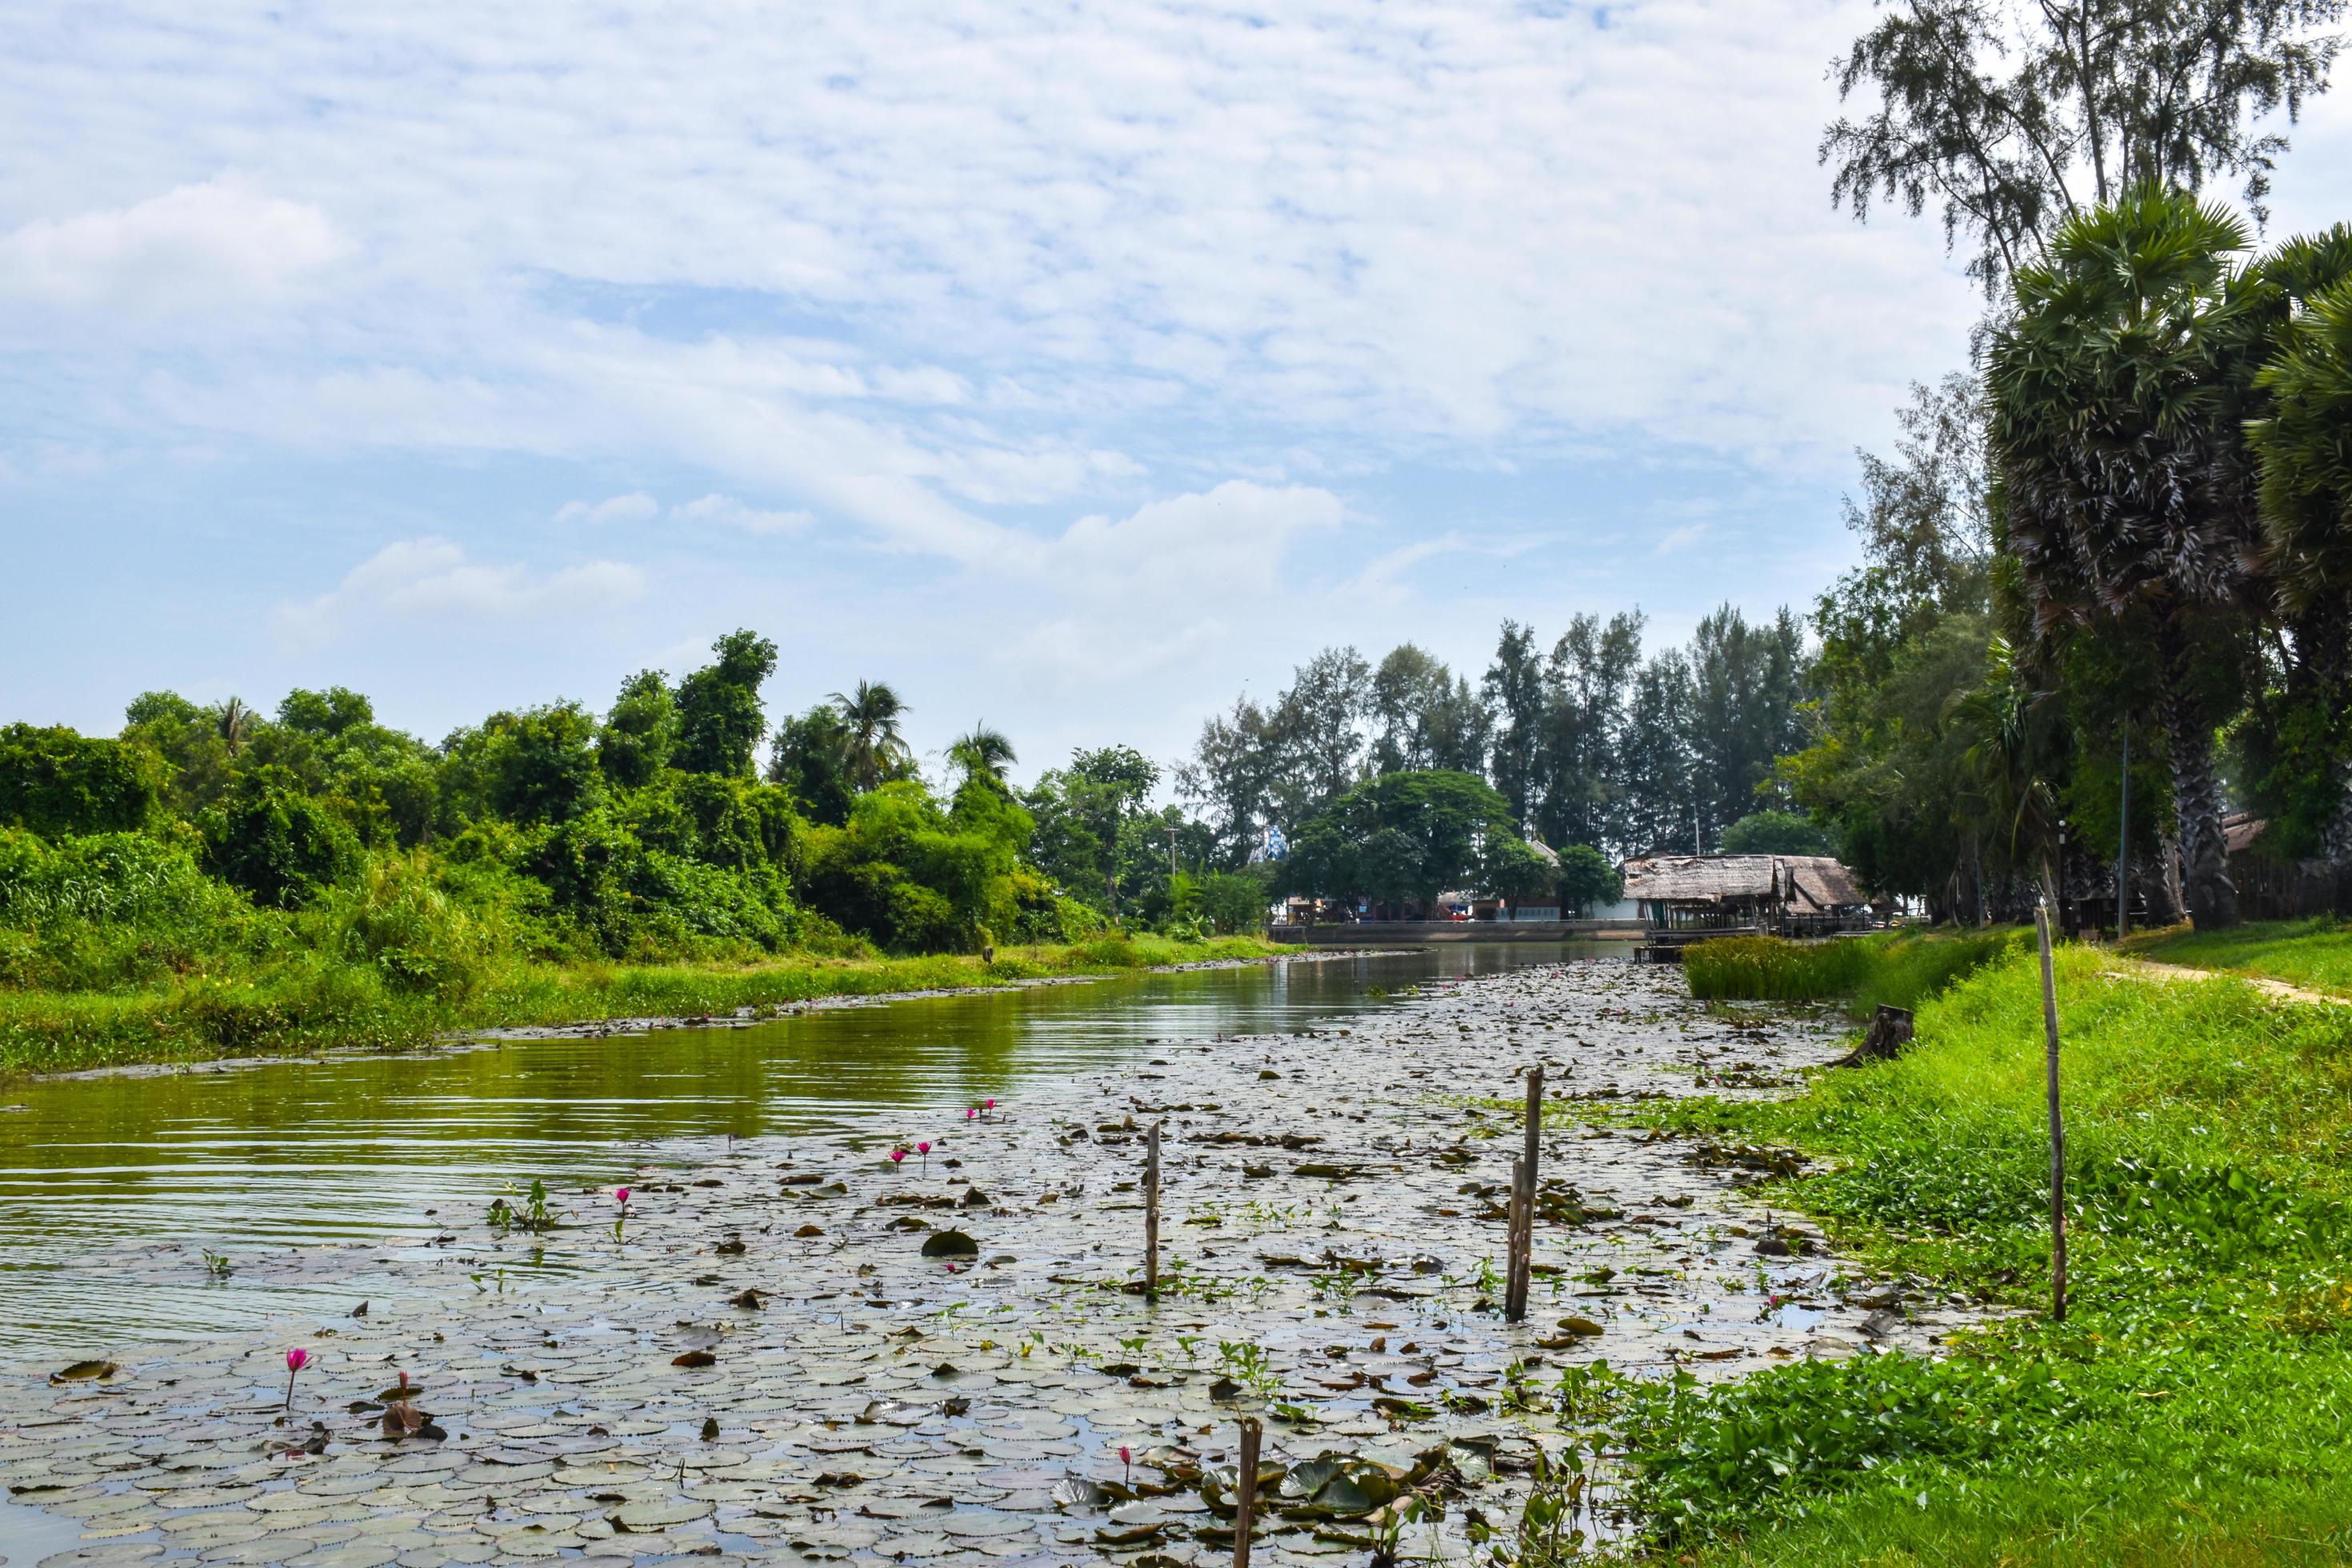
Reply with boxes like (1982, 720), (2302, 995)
(0, 944), (1620, 1353)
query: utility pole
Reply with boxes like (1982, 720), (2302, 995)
(2116, 727), (2130, 941)
(1165, 823), (1179, 878)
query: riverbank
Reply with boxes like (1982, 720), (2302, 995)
(1623, 941), (2352, 1563)
(0, 958), (1950, 1565)
(0, 935), (1299, 1078)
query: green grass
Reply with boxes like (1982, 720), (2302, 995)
(1562, 946), (2352, 1565)
(0, 934), (1294, 1077)
(2128, 916), (2352, 998)
(1683, 926), (2022, 1014)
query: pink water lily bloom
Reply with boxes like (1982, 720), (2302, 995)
(282, 1348), (309, 1412)
(614, 1186), (632, 1206)
(889, 1149), (906, 1165)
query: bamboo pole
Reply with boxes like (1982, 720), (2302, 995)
(1232, 1416), (1262, 1568)
(1143, 1120), (1162, 1302)
(2034, 905), (2068, 1322)
(1505, 1065), (1542, 1322)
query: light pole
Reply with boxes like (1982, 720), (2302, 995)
(2115, 726), (2130, 942)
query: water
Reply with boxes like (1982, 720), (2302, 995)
(0, 944), (1618, 1356)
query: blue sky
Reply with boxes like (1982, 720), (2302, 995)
(6, 0), (2350, 783)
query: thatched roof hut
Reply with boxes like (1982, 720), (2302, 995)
(1621, 853), (1870, 933)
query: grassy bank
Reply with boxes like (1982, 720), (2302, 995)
(1682, 926), (2021, 1014)
(0, 934), (1295, 1077)
(2128, 915), (2352, 998)
(1549, 945), (2352, 1563)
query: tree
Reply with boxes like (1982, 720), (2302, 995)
(1555, 843), (1625, 913)
(0, 725), (168, 838)
(1482, 622), (1546, 830)
(1988, 187), (2270, 926)
(675, 630), (778, 777)
(1279, 770), (1518, 906)
(1721, 810), (1837, 856)
(1176, 696), (1278, 867)
(214, 698), (258, 758)
(1618, 652), (1699, 855)
(1268, 647), (1371, 824)
(2246, 228), (2352, 874)
(948, 724), (1018, 784)
(1479, 834), (1558, 907)
(830, 679), (912, 792)
(278, 687), (375, 738)
(1824, 0), (2345, 294)
(1687, 605), (1812, 846)
(1538, 611), (1645, 851)
(199, 765), (362, 909)
(490, 703), (604, 825)
(598, 670), (677, 789)
(766, 706), (858, 827)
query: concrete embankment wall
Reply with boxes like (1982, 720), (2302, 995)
(1270, 920), (1647, 945)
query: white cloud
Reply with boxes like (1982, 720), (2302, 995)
(670, 494), (814, 534)
(1051, 481), (1344, 594)
(0, 178), (342, 315)
(1654, 523), (1708, 555)
(277, 538), (644, 646)
(554, 492), (660, 526)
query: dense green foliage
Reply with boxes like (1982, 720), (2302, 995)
(1596, 946), (2352, 1560)
(1180, 611), (1814, 867)
(0, 633), (1310, 1071)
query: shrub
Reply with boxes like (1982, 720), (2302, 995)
(0, 724), (167, 837)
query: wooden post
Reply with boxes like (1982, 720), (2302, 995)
(1144, 1120), (1162, 1301)
(2034, 906), (2068, 1322)
(1505, 1065), (1542, 1322)
(1231, 1416), (1262, 1568)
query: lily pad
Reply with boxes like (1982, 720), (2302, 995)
(920, 1230), (980, 1258)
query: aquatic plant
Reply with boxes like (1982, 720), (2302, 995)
(282, 1347), (308, 1412)
(917, 1140), (931, 1174)
(611, 1186), (631, 1245)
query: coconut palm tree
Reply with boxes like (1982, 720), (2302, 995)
(1987, 186), (2272, 928)
(829, 680), (911, 793)
(947, 724), (1017, 785)
(1946, 637), (2064, 909)
(213, 698), (256, 757)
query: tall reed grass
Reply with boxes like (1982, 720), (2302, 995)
(1683, 926), (2022, 1013)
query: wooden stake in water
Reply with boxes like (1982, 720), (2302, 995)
(2034, 905), (2068, 1322)
(1231, 1416), (1262, 1568)
(1143, 1120), (1162, 1302)
(1505, 1065), (1542, 1322)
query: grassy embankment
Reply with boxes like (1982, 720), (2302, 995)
(2127, 915), (2352, 998)
(1522, 931), (2352, 1565)
(1682, 925), (2023, 1014)
(0, 933), (1294, 1078)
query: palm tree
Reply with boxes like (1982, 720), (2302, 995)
(1987, 187), (2270, 929)
(213, 698), (256, 757)
(947, 724), (1017, 785)
(2248, 229), (2352, 878)
(829, 680), (911, 793)
(1946, 638), (2063, 910)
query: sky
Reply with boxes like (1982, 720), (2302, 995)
(5, 1), (2350, 788)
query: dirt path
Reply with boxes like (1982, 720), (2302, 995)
(2110, 954), (2349, 1009)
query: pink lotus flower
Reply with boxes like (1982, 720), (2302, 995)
(614, 1186), (632, 1206)
(612, 1187), (631, 1246)
(918, 1140), (932, 1173)
(1120, 1444), (1133, 1486)
(966, 1108), (978, 1121)
(889, 1149), (906, 1166)
(282, 1347), (309, 1411)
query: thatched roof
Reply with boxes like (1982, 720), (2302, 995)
(1782, 855), (1866, 911)
(1620, 855), (1778, 902)
(1621, 853), (1867, 910)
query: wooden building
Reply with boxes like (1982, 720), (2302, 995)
(1620, 854), (1872, 942)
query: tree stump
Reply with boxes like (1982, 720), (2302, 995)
(1830, 1005), (1914, 1068)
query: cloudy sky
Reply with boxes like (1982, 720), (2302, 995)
(6, 2), (2349, 783)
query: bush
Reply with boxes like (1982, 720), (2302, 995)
(200, 766), (363, 909)
(0, 724), (167, 837)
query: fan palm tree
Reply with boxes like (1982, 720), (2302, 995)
(2248, 230), (2352, 874)
(213, 698), (256, 757)
(946, 724), (1017, 785)
(1987, 186), (2270, 928)
(829, 680), (910, 793)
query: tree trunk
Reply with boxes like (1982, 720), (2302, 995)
(2156, 648), (2238, 930)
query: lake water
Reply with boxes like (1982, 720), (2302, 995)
(0, 944), (1622, 1357)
